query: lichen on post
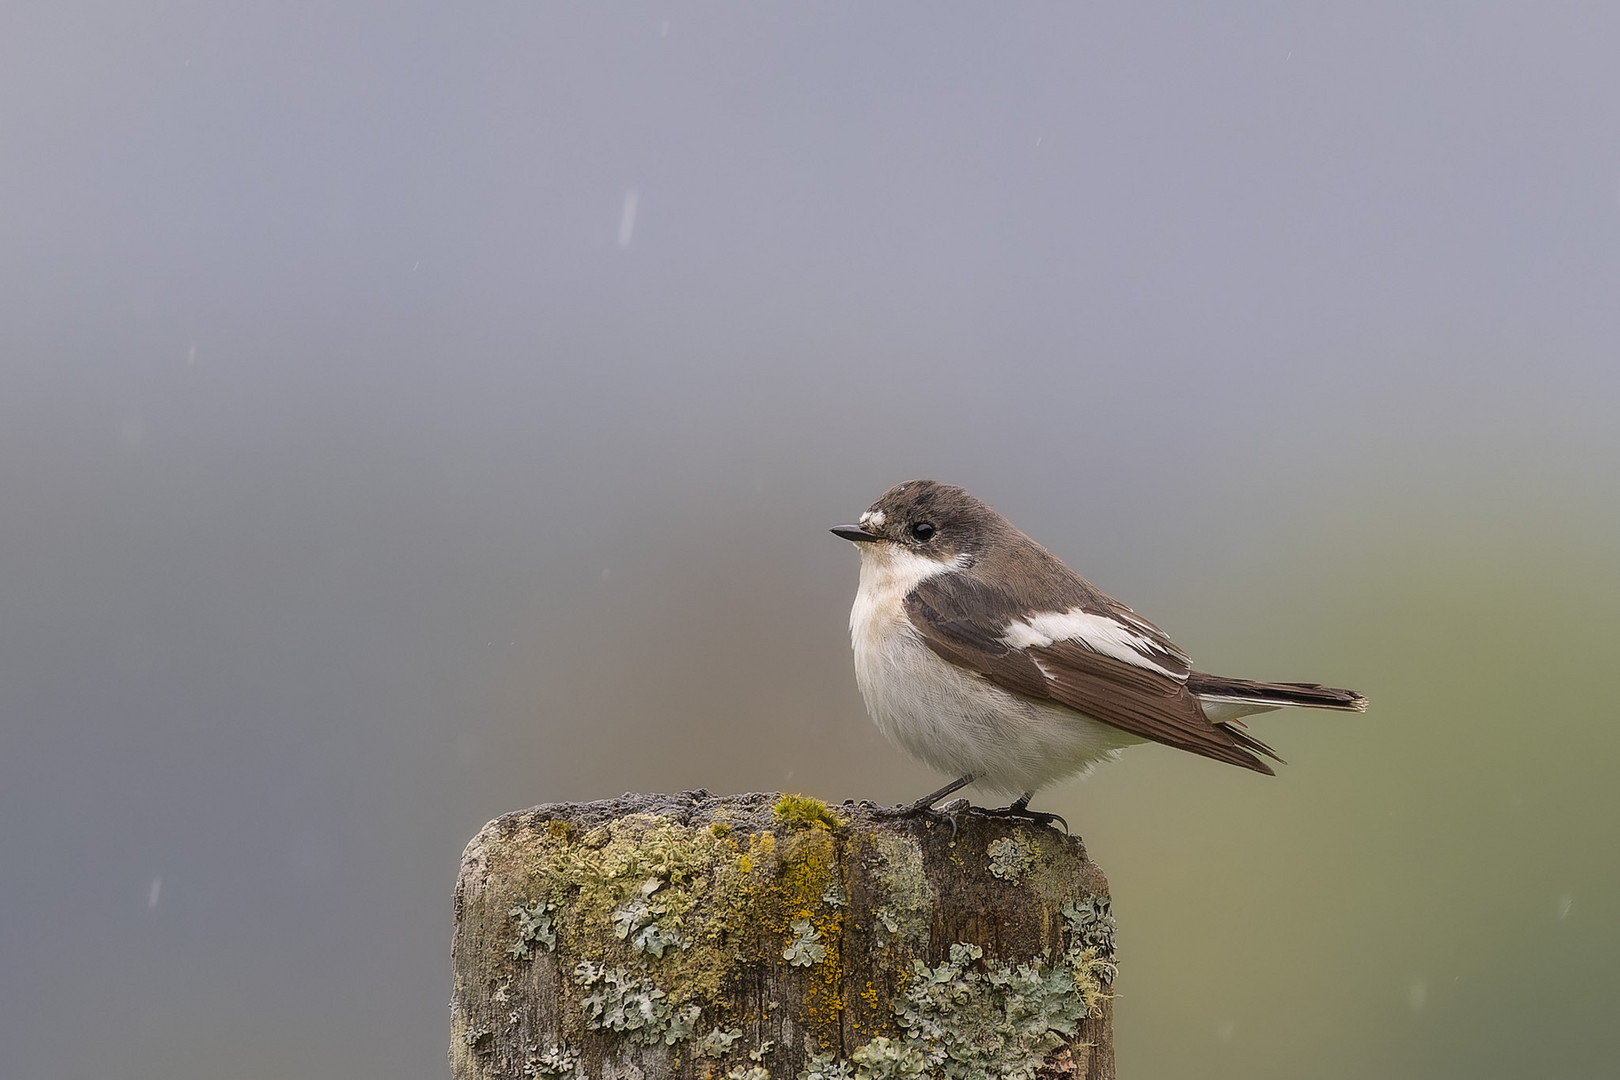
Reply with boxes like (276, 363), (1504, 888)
(451, 790), (1116, 1080)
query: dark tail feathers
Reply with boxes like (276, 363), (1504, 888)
(1186, 673), (1368, 712)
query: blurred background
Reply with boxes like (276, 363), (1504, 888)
(3, 3), (1619, 1077)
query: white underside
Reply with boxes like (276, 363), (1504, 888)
(848, 543), (1146, 797)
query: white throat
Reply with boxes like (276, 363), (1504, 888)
(848, 544), (966, 642)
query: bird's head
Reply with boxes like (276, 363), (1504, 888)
(831, 479), (1005, 567)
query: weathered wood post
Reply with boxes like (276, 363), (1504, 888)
(451, 791), (1116, 1080)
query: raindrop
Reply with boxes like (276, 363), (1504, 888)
(1408, 980), (1427, 1012)
(618, 189), (639, 248)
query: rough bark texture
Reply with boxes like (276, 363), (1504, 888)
(451, 791), (1116, 1080)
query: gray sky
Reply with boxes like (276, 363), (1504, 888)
(3, 4), (1619, 1078)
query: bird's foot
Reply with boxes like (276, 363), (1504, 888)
(855, 796), (959, 819)
(848, 774), (976, 818)
(850, 790), (975, 840)
(977, 793), (1069, 833)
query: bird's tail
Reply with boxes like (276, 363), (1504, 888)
(1185, 674), (1366, 771)
(1189, 673), (1368, 715)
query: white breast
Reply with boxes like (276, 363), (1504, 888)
(846, 545), (1141, 796)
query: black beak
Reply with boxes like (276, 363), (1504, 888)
(831, 523), (884, 543)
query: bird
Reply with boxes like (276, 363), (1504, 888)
(832, 479), (1365, 822)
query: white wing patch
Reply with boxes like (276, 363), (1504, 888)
(1001, 608), (1189, 680)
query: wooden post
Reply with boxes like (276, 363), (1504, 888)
(451, 791), (1116, 1080)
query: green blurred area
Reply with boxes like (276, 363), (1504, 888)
(1069, 512), (1620, 1078)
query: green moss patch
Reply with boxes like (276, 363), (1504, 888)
(773, 793), (843, 831)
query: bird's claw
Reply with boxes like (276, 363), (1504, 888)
(860, 796), (970, 840)
(979, 803), (1070, 833)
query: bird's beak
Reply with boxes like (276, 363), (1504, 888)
(830, 523), (884, 543)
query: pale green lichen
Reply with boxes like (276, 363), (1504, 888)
(726, 1067), (772, 1080)
(526, 815), (745, 1027)
(1062, 896), (1118, 983)
(798, 1052), (856, 1080)
(782, 918), (827, 966)
(502, 812), (852, 1059)
(524, 1042), (581, 1077)
(508, 900), (557, 958)
(796, 890), (1113, 1080)
(986, 836), (1035, 881)
(868, 833), (932, 946)
(851, 1036), (928, 1077)
(699, 1026), (745, 1058)
(891, 942), (1087, 1080)
(610, 877), (686, 957)
(572, 960), (702, 1045)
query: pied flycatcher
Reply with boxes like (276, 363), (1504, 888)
(833, 479), (1366, 817)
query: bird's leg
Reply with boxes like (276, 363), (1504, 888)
(859, 774), (977, 818)
(902, 773), (977, 813)
(982, 792), (1069, 832)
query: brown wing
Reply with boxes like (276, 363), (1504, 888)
(904, 577), (1276, 775)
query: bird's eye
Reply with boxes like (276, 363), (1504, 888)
(910, 522), (936, 541)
